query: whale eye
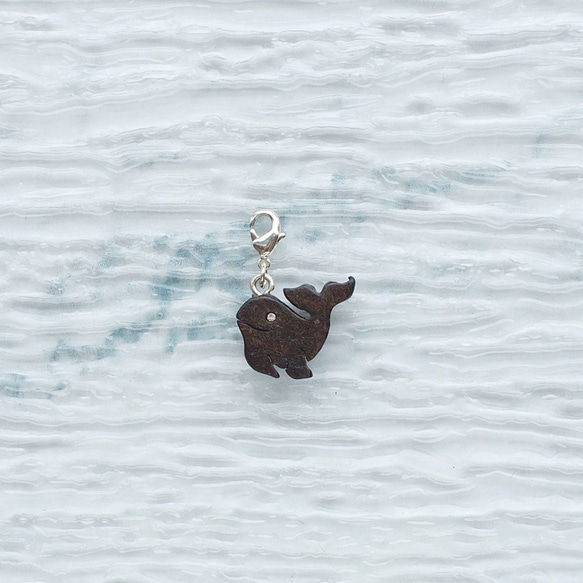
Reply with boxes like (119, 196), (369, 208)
(266, 312), (276, 322)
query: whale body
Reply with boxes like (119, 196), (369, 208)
(236, 276), (355, 379)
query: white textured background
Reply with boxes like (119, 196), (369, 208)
(1, 1), (583, 581)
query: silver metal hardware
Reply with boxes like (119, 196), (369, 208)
(250, 273), (274, 296)
(249, 209), (285, 296)
(250, 209), (285, 257)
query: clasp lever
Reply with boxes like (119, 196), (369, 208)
(250, 209), (285, 257)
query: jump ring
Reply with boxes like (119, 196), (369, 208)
(258, 257), (270, 271)
(250, 273), (274, 297)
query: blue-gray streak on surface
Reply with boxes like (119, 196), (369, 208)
(1, 0), (583, 581)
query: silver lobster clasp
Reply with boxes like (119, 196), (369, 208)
(250, 209), (285, 257)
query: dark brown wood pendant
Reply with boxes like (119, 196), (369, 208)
(237, 276), (355, 378)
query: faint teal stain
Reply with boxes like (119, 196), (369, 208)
(98, 253), (125, 270)
(533, 134), (547, 159)
(446, 165), (506, 185)
(186, 325), (200, 342)
(0, 373), (67, 399)
(404, 178), (451, 195)
(47, 282), (65, 295)
(50, 341), (116, 362)
(219, 275), (246, 296)
(304, 227), (324, 243)
(166, 328), (180, 353)
(47, 233), (242, 363)
(0, 373), (26, 397)
(152, 274), (185, 302)
(109, 325), (149, 344)
(186, 317), (231, 342)
(154, 236), (170, 252)
(375, 166), (396, 177)
(154, 238), (222, 302)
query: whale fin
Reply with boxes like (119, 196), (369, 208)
(283, 284), (320, 315)
(320, 276), (356, 308)
(284, 277), (355, 317)
(286, 355), (313, 379)
(237, 322), (280, 378)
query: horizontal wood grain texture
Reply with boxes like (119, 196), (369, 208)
(1, 1), (582, 581)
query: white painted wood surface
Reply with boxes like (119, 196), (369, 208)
(1, 1), (583, 581)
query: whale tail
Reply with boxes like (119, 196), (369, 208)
(284, 276), (355, 318)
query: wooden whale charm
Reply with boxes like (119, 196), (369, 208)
(237, 276), (355, 378)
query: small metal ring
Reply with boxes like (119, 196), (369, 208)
(250, 273), (274, 297)
(258, 256), (271, 270)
